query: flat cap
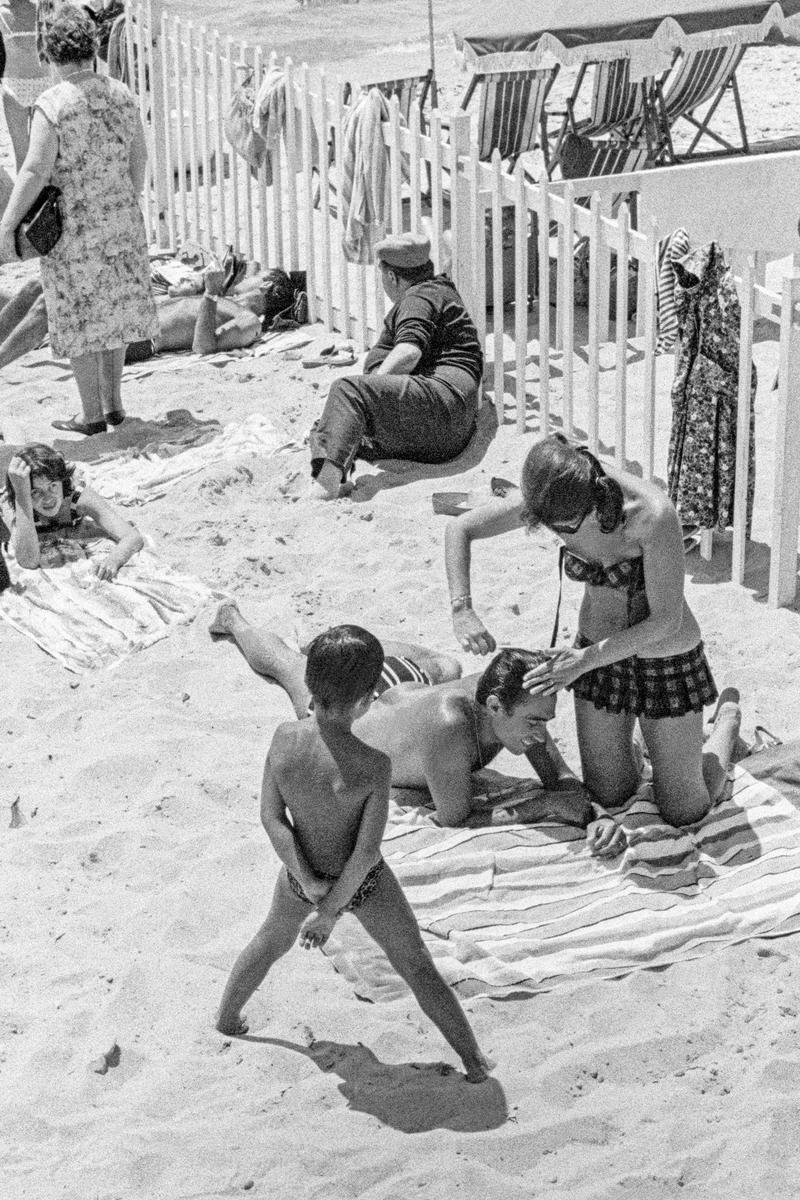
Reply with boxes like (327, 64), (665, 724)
(375, 230), (431, 269)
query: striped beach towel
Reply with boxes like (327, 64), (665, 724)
(656, 227), (691, 354)
(323, 766), (800, 1000)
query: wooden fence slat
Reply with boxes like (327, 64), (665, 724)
(160, 10), (177, 248)
(253, 48), (268, 267)
(614, 202), (630, 469)
(318, 71), (334, 330)
(239, 41), (254, 259)
(768, 273), (800, 607)
(185, 23), (201, 241)
(284, 59), (300, 270)
(514, 162), (527, 434)
(199, 26), (213, 249)
(173, 19), (189, 246)
(491, 151), (505, 427)
(537, 177), (550, 436)
(267, 50), (284, 264)
(212, 29), (227, 254)
(731, 257), (755, 585)
(470, 142), (486, 349)
(587, 194), (601, 453)
(429, 110), (444, 275)
(408, 100), (422, 233)
(298, 64), (317, 322)
(225, 39), (242, 255)
(388, 98), (403, 234)
(561, 183), (575, 440)
(641, 217), (659, 482)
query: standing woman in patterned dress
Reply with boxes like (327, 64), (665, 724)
(0, 1), (53, 170)
(0, 3), (157, 434)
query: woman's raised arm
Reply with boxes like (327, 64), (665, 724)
(444, 493), (524, 655)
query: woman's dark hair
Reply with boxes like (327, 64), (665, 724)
(384, 259), (434, 285)
(43, 4), (99, 66)
(305, 624), (385, 709)
(4, 443), (74, 509)
(519, 433), (624, 535)
(475, 648), (552, 713)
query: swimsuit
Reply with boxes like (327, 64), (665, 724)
(305, 653), (432, 716)
(560, 548), (718, 718)
(286, 857), (386, 911)
(0, 13), (52, 107)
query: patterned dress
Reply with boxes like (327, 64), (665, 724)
(666, 242), (756, 534)
(35, 74), (158, 357)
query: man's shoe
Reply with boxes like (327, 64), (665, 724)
(51, 414), (107, 436)
(105, 410), (126, 426)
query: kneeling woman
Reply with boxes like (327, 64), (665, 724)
(445, 434), (738, 827)
(3, 443), (143, 579)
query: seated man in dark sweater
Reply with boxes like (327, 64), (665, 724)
(309, 232), (483, 500)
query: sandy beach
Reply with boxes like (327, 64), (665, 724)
(5, 10), (800, 1200)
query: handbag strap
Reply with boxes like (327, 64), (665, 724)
(550, 545), (566, 649)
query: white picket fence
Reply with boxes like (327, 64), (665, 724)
(127, 0), (800, 609)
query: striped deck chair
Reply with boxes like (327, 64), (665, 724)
(461, 66), (558, 170)
(653, 44), (748, 161)
(342, 70), (433, 128)
(552, 59), (653, 164)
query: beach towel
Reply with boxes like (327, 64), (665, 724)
(323, 766), (800, 1001)
(0, 539), (213, 672)
(341, 88), (393, 265)
(81, 414), (301, 506)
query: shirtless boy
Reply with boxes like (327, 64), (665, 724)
(215, 624), (492, 1083)
(210, 600), (625, 853)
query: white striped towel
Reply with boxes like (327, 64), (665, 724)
(341, 88), (394, 265)
(323, 766), (800, 1000)
(656, 227), (691, 354)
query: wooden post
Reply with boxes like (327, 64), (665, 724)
(615, 202), (630, 470)
(160, 9), (177, 249)
(537, 176), (550, 436)
(449, 112), (472, 305)
(562, 183), (575, 440)
(769, 272), (800, 607)
(587, 193), (601, 453)
(641, 217), (659, 482)
(731, 257), (755, 585)
(514, 162), (527, 434)
(284, 59), (300, 271)
(491, 150), (505, 428)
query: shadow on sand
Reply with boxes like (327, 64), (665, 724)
(235, 1035), (508, 1133)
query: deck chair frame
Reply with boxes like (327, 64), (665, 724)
(652, 44), (748, 162)
(342, 70), (434, 129)
(551, 59), (655, 165)
(461, 66), (558, 170)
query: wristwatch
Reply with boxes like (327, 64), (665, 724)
(450, 594), (472, 613)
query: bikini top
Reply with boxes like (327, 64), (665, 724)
(551, 547), (649, 646)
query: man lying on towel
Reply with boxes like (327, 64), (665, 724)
(209, 600), (626, 854)
(0, 266), (264, 370)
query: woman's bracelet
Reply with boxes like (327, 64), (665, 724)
(203, 291), (219, 301)
(451, 594), (472, 613)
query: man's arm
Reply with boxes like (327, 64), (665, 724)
(419, 713), (475, 826)
(525, 732), (584, 792)
(371, 342), (422, 376)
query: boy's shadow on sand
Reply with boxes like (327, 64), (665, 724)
(240, 1035), (507, 1133)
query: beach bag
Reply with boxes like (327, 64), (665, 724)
(224, 73), (267, 171)
(15, 185), (63, 260)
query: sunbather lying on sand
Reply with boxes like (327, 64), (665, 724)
(209, 599), (625, 852)
(0, 266), (263, 370)
(2, 442), (143, 578)
(216, 623), (493, 1084)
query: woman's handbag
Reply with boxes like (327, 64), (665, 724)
(15, 185), (63, 260)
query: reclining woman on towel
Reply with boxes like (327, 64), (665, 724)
(2, 442), (142, 578)
(445, 433), (741, 829)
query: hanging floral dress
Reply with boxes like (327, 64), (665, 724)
(666, 242), (756, 534)
(34, 73), (158, 357)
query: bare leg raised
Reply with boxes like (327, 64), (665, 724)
(355, 866), (492, 1083)
(209, 600), (311, 717)
(216, 869), (310, 1035)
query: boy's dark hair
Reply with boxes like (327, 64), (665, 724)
(519, 432), (624, 535)
(305, 624), (384, 709)
(3, 443), (75, 510)
(475, 648), (552, 713)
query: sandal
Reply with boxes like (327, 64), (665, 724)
(51, 415), (107, 436)
(302, 343), (356, 368)
(752, 725), (783, 753)
(105, 410), (126, 427)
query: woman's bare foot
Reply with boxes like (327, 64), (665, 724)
(463, 1051), (496, 1084)
(209, 599), (242, 638)
(216, 1012), (249, 1037)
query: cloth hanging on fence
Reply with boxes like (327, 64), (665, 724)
(341, 87), (393, 264)
(667, 242), (756, 535)
(656, 227), (691, 355)
(251, 66), (317, 185)
(105, 13), (129, 85)
(224, 71), (267, 172)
